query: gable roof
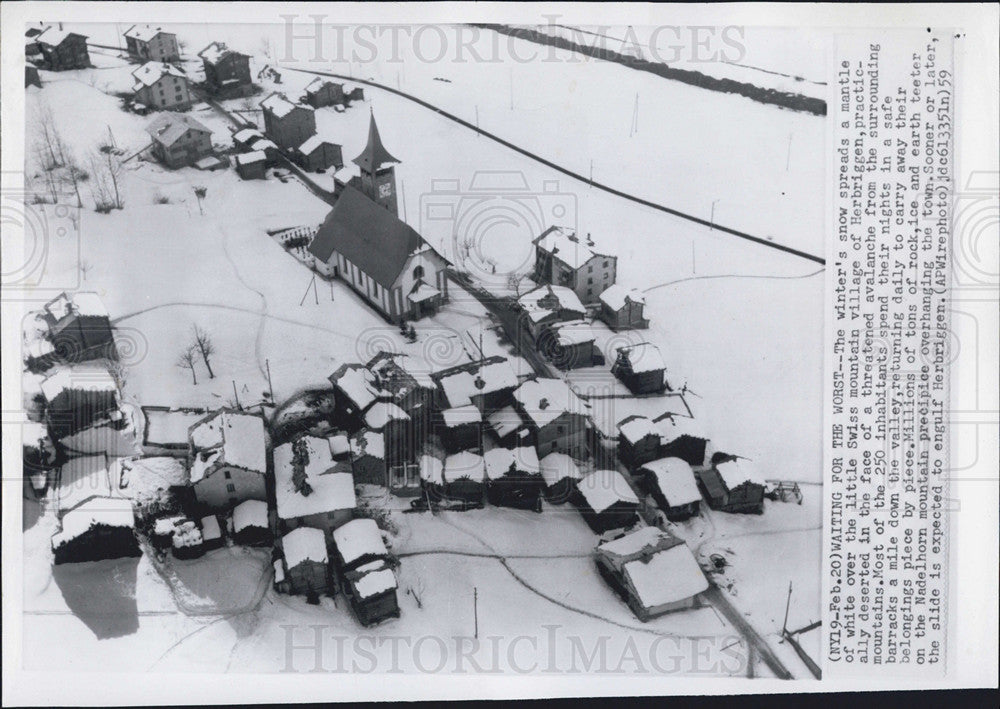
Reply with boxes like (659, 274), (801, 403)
(640, 457), (701, 506)
(329, 362), (385, 411)
(576, 469), (640, 513)
(198, 41), (246, 65)
(124, 25), (173, 42)
(282, 526), (327, 568)
(617, 342), (666, 374)
(539, 452), (583, 487)
(298, 134), (336, 156)
(37, 27), (87, 47)
(352, 112), (399, 172)
(517, 284), (586, 320)
(332, 518), (387, 565)
(599, 283), (645, 311)
(145, 112), (211, 147)
(305, 77), (340, 93)
(132, 61), (186, 89)
(188, 409), (266, 480)
(260, 92), (307, 119)
(533, 225), (610, 269)
(308, 185), (429, 288)
(513, 378), (589, 429)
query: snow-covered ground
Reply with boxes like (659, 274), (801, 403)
(18, 21), (824, 678)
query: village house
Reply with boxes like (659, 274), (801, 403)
(260, 92), (316, 150)
(418, 453), (446, 500)
(351, 429), (387, 487)
(617, 415), (661, 469)
(332, 519), (399, 625)
(432, 356), (520, 412)
(611, 342), (668, 395)
(655, 415), (709, 467)
(331, 518), (389, 573)
(571, 469), (641, 534)
(188, 409), (267, 510)
(55, 454), (120, 518)
(513, 378), (590, 459)
(273, 436), (356, 540)
(279, 527), (330, 596)
(594, 527), (708, 621)
(540, 319), (601, 370)
(119, 455), (191, 509)
(294, 134), (343, 172)
(123, 25), (180, 62)
(366, 351), (438, 441)
(443, 451), (486, 505)
(483, 446), (543, 510)
(200, 514), (225, 551)
(532, 226), (617, 304)
(141, 406), (208, 457)
(51, 497), (140, 565)
(303, 77), (365, 108)
(517, 285), (588, 339)
(145, 112), (213, 168)
(329, 363), (387, 431)
(41, 366), (124, 445)
(34, 27), (90, 71)
(131, 61), (192, 111)
(235, 150), (267, 180)
(486, 406), (532, 448)
(539, 451), (583, 504)
(198, 41), (253, 97)
(39, 291), (117, 367)
(639, 457), (702, 521)
(232, 499), (271, 546)
(309, 186), (450, 323)
(599, 284), (649, 331)
(437, 404), (482, 454)
(697, 456), (766, 514)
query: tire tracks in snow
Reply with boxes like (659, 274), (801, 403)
(218, 221), (269, 379)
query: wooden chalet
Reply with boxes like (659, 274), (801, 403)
(532, 226), (617, 304)
(639, 457), (702, 521)
(483, 446), (544, 510)
(611, 342), (668, 395)
(617, 416), (661, 469)
(697, 457), (766, 514)
(571, 469), (641, 534)
(51, 497), (139, 565)
(280, 527), (330, 596)
(232, 499), (271, 546)
(538, 452), (583, 504)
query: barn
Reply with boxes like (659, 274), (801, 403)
(51, 497), (140, 565)
(433, 356), (519, 413)
(329, 363), (386, 432)
(571, 469), (641, 534)
(539, 452), (583, 504)
(55, 454), (119, 518)
(344, 561), (400, 626)
(513, 378), (590, 459)
(280, 527), (330, 596)
(611, 343), (667, 395)
(232, 499), (271, 546)
(697, 457), (766, 514)
(517, 285), (587, 339)
(438, 404), (482, 454)
(295, 134), (343, 172)
(483, 446), (543, 510)
(304, 77), (345, 107)
(485, 406), (531, 447)
(539, 320), (601, 370)
(655, 416), (709, 468)
(331, 517), (389, 572)
(639, 457), (702, 521)
(273, 436), (356, 539)
(595, 527), (708, 621)
(41, 365), (122, 443)
(235, 150), (267, 180)
(599, 284), (649, 330)
(188, 409), (267, 510)
(351, 429), (387, 486)
(444, 451), (486, 505)
(617, 416), (661, 469)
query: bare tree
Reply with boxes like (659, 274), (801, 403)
(507, 272), (528, 296)
(192, 325), (216, 379)
(33, 141), (60, 203)
(88, 148), (124, 211)
(35, 102), (67, 169)
(176, 346), (198, 385)
(193, 185), (207, 215)
(79, 260), (93, 281)
(61, 150), (88, 208)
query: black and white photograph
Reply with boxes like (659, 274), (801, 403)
(2, 2), (997, 704)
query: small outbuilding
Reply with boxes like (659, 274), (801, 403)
(655, 416), (709, 468)
(611, 343), (667, 395)
(483, 446), (544, 510)
(438, 405), (482, 454)
(232, 499), (271, 546)
(51, 497), (139, 565)
(235, 150), (267, 180)
(571, 469), (641, 533)
(617, 416), (661, 469)
(280, 527), (330, 596)
(351, 429), (387, 487)
(697, 457), (766, 514)
(639, 457), (702, 521)
(443, 451), (486, 505)
(344, 560), (400, 626)
(599, 284), (649, 331)
(539, 452), (583, 504)
(295, 134), (343, 172)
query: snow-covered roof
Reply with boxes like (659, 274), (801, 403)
(189, 410), (266, 480)
(444, 451), (485, 483)
(618, 342), (666, 374)
(332, 518), (387, 565)
(273, 559), (285, 584)
(487, 406), (525, 438)
(232, 499), (269, 532)
(198, 41), (244, 65)
(715, 459), (766, 490)
(145, 112), (211, 147)
(419, 455), (444, 486)
(599, 283), (645, 311)
(235, 150), (266, 166)
(408, 282), (441, 304)
(120, 456), (189, 501)
(200, 514), (222, 541)
(437, 359), (518, 408)
(124, 25), (173, 42)
(132, 61), (186, 89)
(274, 437), (355, 519)
(22, 421), (50, 447)
(624, 542), (708, 608)
(349, 431), (383, 463)
(364, 401), (409, 430)
(441, 404), (481, 428)
(41, 366), (117, 402)
(172, 520), (203, 548)
(534, 226), (609, 269)
(233, 128), (263, 143)
(640, 458), (701, 506)
(143, 407), (208, 447)
(329, 434), (351, 458)
(334, 163), (361, 184)
(552, 320), (596, 346)
(512, 446), (542, 475)
(153, 515), (186, 536)
(298, 134), (334, 156)
(354, 567), (397, 599)
(331, 364), (385, 411)
(51, 497), (134, 549)
(597, 526), (667, 558)
(282, 527), (328, 568)
(517, 285), (586, 319)
(483, 448), (515, 480)
(655, 415), (707, 442)
(576, 469), (639, 513)
(45, 291), (109, 320)
(37, 27), (86, 47)
(305, 77), (340, 93)
(57, 454), (116, 514)
(260, 92), (307, 119)
(513, 378), (588, 429)
(539, 452), (583, 487)
(618, 416), (659, 445)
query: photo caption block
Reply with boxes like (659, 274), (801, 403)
(824, 30), (953, 676)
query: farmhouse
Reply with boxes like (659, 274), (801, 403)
(308, 185), (450, 323)
(235, 150), (267, 180)
(132, 61), (192, 111)
(55, 454), (120, 517)
(123, 25), (180, 62)
(280, 527), (329, 596)
(41, 365), (123, 443)
(599, 284), (649, 330)
(484, 446), (543, 510)
(698, 457), (766, 514)
(145, 112), (213, 168)
(198, 42), (253, 97)
(655, 415), (709, 467)
(539, 451), (583, 504)
(295, 134), (343, 172)
(617, 416), (661, 469)
(304, 77), (365, 108)
(432, 356), (519, 412)
(351, 429), (387, 487)
(141, 406), (208, 456)
(486, 406), (531, 447)
(367, 351), (438, 439)
(329, 363), (387, 430)
(639, 457), (702, 521)
(444, 451), (486, 505)
(595, 527), (708, 620)
(532, 226), (617, 304)
(51, 497), (139, 565)
(512, 378), (590, 459)
(517, 285), (587, 339)
(437, 404), (482, 454)
(34, 27), (90, 71)
(273, 436), (357, 538)
(260, 92), (316, 150)
(40, 291), (117, 366)
(612, 342), (668, 395)
(232, 499), (271, 546)
(540, 319), (601, 370)
(188, 409), (267, 510)
(572, 469), (641, 533)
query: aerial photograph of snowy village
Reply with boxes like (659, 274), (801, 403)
(15, 18), (827, 680)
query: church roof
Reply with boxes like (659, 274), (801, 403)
(352, 112), (399, 172)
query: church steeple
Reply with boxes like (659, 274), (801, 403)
(353, 109), (400, 215)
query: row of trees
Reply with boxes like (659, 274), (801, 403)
(175, 325), (216, 385)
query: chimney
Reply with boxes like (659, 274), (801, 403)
(474, 374), (485, 390)
(586, 232), (594, 247)
(539, 397), (549, 410)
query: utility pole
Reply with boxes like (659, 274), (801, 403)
(629, 92), (639, 137)
(400, 179), (408, 223)
(473, 586), (479, 639)
(710, 199), (720, 230)
(265, 358), (274, 399)
(232, 380), (242, 410)
(782, 581), (793, 635)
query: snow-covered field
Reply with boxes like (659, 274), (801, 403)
(17, 21), (824, 679)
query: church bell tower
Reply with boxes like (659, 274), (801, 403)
(353, 110), (400, 216)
